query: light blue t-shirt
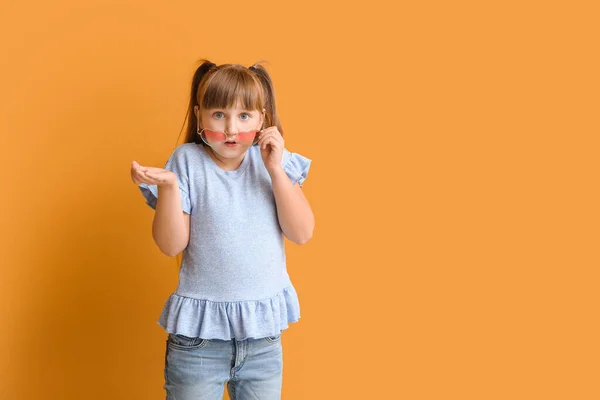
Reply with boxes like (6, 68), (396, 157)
(138, 143), (311, 340)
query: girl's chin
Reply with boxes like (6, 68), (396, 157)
(211, 144), (248, 155)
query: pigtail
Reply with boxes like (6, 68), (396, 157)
(249, 63), (284, 136)
(178, 59), (217, 146)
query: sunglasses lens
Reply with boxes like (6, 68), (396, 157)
(237, 131), (259, 145)
(201, 130), (259, 146)
(202, 129), (226, 143)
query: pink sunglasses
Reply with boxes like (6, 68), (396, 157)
(198, 128), (261, 146)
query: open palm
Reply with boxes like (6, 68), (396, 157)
(130, 161), (177, 187)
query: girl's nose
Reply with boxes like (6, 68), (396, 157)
(224, 119), (238, 134)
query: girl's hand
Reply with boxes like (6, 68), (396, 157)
(130, 161), (177, 187)
(257, 127), (284, 173)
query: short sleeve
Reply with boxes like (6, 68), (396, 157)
(138, 146), (193, 215)
(281, 149), (312, 188)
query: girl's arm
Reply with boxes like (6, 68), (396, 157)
(269, 168), (314, 245)
(152, 183), (191, 257)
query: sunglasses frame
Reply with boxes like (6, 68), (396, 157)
(197, 128), (261, 147)
(196, 110), (266, 147)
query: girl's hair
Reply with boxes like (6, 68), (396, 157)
(177, 59), (283, 146)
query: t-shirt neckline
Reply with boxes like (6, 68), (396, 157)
(198, 144), (252, 178)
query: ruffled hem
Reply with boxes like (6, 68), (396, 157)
(282, 151), (312, 188)
(157, 285), (301, 340)
(138, 183), (192, 214)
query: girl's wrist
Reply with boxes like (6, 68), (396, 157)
(267, 166), (285, 176)
(158, 179), (179, 190)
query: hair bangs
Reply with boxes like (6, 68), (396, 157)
(200, 67), (264, 112)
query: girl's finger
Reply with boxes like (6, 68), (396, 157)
(262, 137), (277, 150)
(260, 128), (278, 137)
(139, 176), (157, 186)
(145, 170), (165, 184)
(132, 166), (158, 185)
(262, 128), (281, 138)
(133, 174), (147, 185)
(258, 132), (275, 148)
(259, 136), (269, 149)
(258, 129), (272, 138)
(141, 165), (165, 174)
(140, 172), (155, 184)
(263, 132), (283, 147)
(133, 170), (145, 182)
(147, 166), (171, 175)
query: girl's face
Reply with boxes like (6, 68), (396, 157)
(194, 103), (265, 157)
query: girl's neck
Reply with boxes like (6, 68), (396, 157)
(204, 145), (246, 171)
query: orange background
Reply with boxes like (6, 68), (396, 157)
(1, 0), (599, 399)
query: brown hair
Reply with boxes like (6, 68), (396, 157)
(177, 59), (283, 146)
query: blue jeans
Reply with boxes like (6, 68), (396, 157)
(164, 333), (283, 400)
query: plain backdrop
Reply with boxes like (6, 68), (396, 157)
(1, 0), (598, 399)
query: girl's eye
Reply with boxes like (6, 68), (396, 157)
(213, 112), (250, 119)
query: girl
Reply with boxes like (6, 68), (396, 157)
(130, 60), (313, 400)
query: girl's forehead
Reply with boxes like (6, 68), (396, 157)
(204, 103), (261, 113)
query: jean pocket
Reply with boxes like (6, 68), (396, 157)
(264, 334), (282, 344)
(167, 333), (210, 350)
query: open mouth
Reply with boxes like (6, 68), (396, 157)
(224, 141), (238, 147)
